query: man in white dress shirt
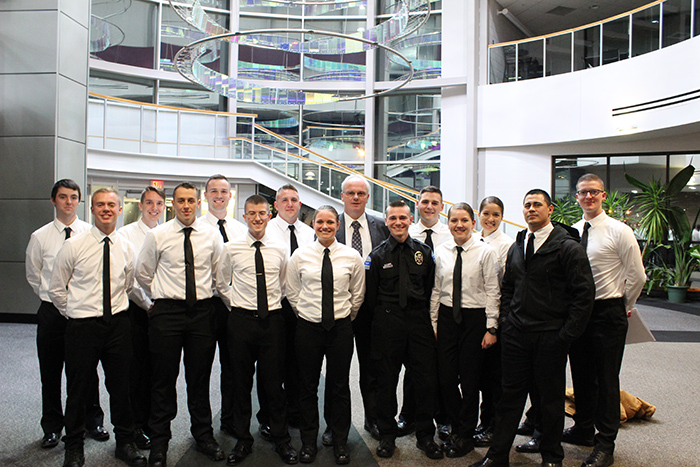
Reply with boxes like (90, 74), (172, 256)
(566, 174), (646, 467)
(49, 188), (146, 467)
(201, 174), (247, 438)
(216, 195), (298, 465)
(25, 179), (107, 449)
(402, 185), (451, 438)
(135, 182), (225, 467)
(265, 184), (315, 431)
(117, 186), (166, 449)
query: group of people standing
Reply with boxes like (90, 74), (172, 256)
(26, 171), (645, 467)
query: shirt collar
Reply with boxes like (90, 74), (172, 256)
(346, 212), (368, 229)
(90, 225), (115, 243)
(418, 219), (439, 232)
(528, 221), (554, 237)
(174, 216), (199, 232)
(246, 232), (270, 247)
(583, 210), (607, 228)
(314, 238), (338, 252)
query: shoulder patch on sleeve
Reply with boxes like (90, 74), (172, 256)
(364, 256), (372, 270)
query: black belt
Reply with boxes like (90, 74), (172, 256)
(595, 297), (624, 305)
(156, 298), (214, 306)
(232, 307), (282, 318)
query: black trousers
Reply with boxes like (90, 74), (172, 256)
(258, 298), (301, 427)
(228, 308), (290, 447)
(477, 340), (503, 430)
(64, 313), (135, 450)
(296, 317), (354, 447)
(127, 301), (151, 430)
(36, 301), (104, 435)
(372, 306), (437, 442)
(148, 299), (217, 448)
(437, 305), (487, 438)
(213, 297), (235, 431)
(569, 298), (628, 454)
(487, 324), (569, 464)
(352, 307), (377, 424)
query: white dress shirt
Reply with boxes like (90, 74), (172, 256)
(430, 236), (501, 333)
(216, 232), (287, 311)
(476, 228), (514, 270)
(26, 218), (91, 302)
(202, 211), (248, 243)
(525, 222), (554, 255)
(573, 212), (646, 311)
(135, 217), (223, 301)
(343, 213), (373, 259)
(117, 218), (155, 310)
(286, 239), (365, 323)
(49, 226), (134, 319)
(409, 219), (451, 249)
(267, 216), (315, 257)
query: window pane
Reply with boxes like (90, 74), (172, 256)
(662, 0), (692, 47)
(489, 44), (515, 84)
(553, 157), (607, 199)
(161, 9), (229, 73)
(517, 39), (544, 80)
(632, 5), (660, 57)
(89, 71), (154, 103)
(574, 25), (600, 70)
(602, 16), (630, 65)
(670, 155), (700, 238)
(90, 0), (157, 69)
(546, 33), (572, 76)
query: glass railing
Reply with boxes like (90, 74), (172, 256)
(489, 0), (697, 84)
(87, 92), (526, 230)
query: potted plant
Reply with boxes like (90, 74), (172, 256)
(626, 164), (697, 302)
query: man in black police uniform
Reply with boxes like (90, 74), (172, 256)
(470, 189), (595, 467)
(365, 200), (442, 460)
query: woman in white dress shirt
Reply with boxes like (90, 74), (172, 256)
(286, 205), (365, 465)
(473, 196), (514, 447)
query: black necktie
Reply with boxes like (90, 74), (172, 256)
(351, 220), (362, 255)
(217, 219), (229, 243)
(453, 245), (463, 324)
(322, 247), (334, 330)
(424, 229), (434, 250)
(103, 237), (112, 322)
(398, 243), (409, 309)
(525, 232), (535, 265)
(184, 227), (197, 307)
(581, 222), (591, 250)
(64, 227), (72, 240)
(253, 241), (269, 318)
(289, 224), (298, 255)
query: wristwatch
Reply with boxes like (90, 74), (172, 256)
(487, 327), (497, 335)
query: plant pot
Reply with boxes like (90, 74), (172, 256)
(667, 285), (689, 303)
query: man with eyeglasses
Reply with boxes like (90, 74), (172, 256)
(565, 174), (645, 467)
(333, 174), (389, 443)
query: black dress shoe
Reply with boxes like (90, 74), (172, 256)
(516, 419), (535, 436)
(41, 432), (60, 449)
(299, 444), (317, 464)
(376, 439), (395, 458)
(416, 438), (444, 459)
(63, 448), (85, 467)
(322, 427), (334, 446)
(333, 443), (350, 465)
(221, 424), (237, 438)
(115, 442), (147, 467)
(364, 420), (381, 441)
(444, 435), (474, 458)
(196, 440), (225, 461)
(260, 424), (273, 442)
(561, 426), (594, 446)
(473, 427), (494, 447)
(227, 443), (252, 465)
(133, 428), (151, 450)
(396, 418), (416, 437)
(468, 457), (508, 467)
(516, 437), (541, 453)
(86, 425), (110, 441)
(149, 446), (167, 467)
(581, 449), (614, 467)
(541, 463), (562, 467)
(275, 441), (298, 465)
(437, 423), (451, 441)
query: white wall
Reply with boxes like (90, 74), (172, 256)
(478, 36), (700, 148)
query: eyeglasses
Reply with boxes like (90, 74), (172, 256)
(344, 191), (368, 198)
(576, 189), (604, 197)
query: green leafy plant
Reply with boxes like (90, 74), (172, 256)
(602, 190), (632, 223)
(551, 195), (582, 226)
